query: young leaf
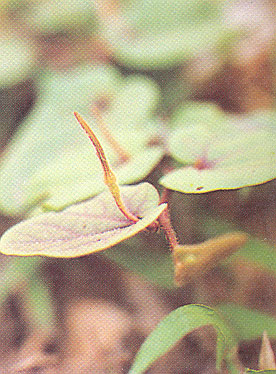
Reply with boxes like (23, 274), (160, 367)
(0, 183), (167, 258)
(160, 104), (276, 193)
(129, 304), (237, 374)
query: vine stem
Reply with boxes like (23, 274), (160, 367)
(158, 190), (179, 250)
(74, 112), (139, 223)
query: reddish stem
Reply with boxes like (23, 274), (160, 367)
(158, 206), (179, 250)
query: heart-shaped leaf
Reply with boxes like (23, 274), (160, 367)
(101, 0), (228, 69)
(0, 66), (163, 216)
(160, 105), (276, 193)
(129, 304), (237, 373)
(0, 183), (167, 258)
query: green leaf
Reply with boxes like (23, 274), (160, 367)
(129, 304), (237, 373)
(23, 0), (96, 36)
(41, 147), (163, 211)
(103, 0), (228, 69)
(0, 183), (167, 258)
(202, 217), (276, 278)
(217, 304), (276, 341)
(160, 105), (276, 193)
(104, 237), (174, 288)
(0, 66), (163, 216)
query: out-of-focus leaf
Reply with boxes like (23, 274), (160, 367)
(104, 237), (174, 288)
(0, 66), (163, 216)
(0, 183), (167, 258)
(0, 36), (35, 88)
(41, 147), (163, 211)
(202, 217), (276, 277)
(217, 304), (276, 341)
(160, 104), (276, 193)
(102, 0), (228, 69)
(129, 304), (237, 373)
(23, 0), (96, 36)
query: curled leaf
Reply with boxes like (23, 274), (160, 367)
(129, 304), (237, 373)
(0, 183), (166, 258)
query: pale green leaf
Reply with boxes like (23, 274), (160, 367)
(0, 183), (166, 258)
(39, 147), (163, 211)
(160, 159), (276, 194)
(160, 106), (276, 193)
(104, 0), (227, 69)
(0, 67), (163, 216)
(23, 0), (96, 35)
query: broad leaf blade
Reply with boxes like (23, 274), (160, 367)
(162, 105), (276, 193)
(105, 0), (226, 69)
(129, 304), (236, 374)
(160, 160), (276, 194)
(0, 183), (166, 258)
(0, 67), (163, 216)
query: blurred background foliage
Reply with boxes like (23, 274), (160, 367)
(0, 0), (276, 372)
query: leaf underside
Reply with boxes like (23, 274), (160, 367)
(0, 183), (166, 258)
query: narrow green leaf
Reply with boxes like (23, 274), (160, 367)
(129, 304), (237, 374)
